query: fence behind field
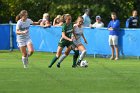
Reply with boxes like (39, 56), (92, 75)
(0, 24), (140, 56)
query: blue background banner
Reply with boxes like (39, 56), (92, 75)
(1, 24), (140, 56)
(0, 25), (10, 50)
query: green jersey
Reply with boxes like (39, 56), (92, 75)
(58, 23), (73, 48)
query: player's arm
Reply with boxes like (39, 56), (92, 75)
(29, 19), (39, 25)
(16, 22), (28, 35)
(73, 26), (77, 39)
(62, 32), (72, 41)
(16, 29), (28, 35)
(32, 22), (40, 25)
(82, 33), (88, 44)
(72, 30), (77, 40)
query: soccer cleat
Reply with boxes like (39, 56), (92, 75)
(76, 60), (81, 66)
(23, 65), (28, 68)
(48, 65), (52, 68)
(110, 56), (114, 60)
(115, 57), (119, 60)
(72, 65), (77, 68)
(57, 64), (60, 68)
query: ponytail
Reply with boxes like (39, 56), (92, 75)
(15, 10), (28, 22)
(15, 14), (20, 22)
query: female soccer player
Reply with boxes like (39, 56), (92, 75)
(57, 16), (88, 68)
(72, 16), (87, 66)
(16, 10), (38, 68)
(48, 14), (73, 68)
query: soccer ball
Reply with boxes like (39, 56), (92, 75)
(80, 60), (88, 67)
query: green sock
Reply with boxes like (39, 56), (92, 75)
(49, 56), (58, 67)
(73, 50), (79, 66)
(73, 56), (77, 66)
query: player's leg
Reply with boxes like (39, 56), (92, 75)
(57, 45), (71, 68)
(77, 44), (86, 65)
(48, 46), (63, 68)
(27, 40), (34, 57)
(72, 48), (79, 68)
(20, 46), (28, 68)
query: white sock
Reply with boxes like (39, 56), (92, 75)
(79, 50), (86, 61)
(58, 54), (67, 64)
(22, 56), (28, 68)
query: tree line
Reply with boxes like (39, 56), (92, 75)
(0, 0), (140, 27)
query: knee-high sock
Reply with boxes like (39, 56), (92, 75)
(73, 50), (79, 66)
(58, 54), (67, 64)
(22, 56), (28, 67)
(79, 50), (86, 61)
(49, 56), (59, 67)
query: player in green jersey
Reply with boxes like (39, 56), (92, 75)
(48, 14), (73, 68)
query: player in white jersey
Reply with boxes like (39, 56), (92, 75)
(72, 16), (88, 66)
(56, 16), (88, 68)
(16, 10), (38, 68)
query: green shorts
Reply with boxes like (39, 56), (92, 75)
(58, 41), (73, 48)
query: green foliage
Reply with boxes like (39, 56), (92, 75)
(0, 0), (139, 27)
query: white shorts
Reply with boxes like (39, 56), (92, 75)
(17, 38), (32, 47)
(71, 39), (82, 49)
(73, 39), (82, 46)
(109, 35), (118, 45)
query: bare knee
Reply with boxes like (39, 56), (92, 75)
(29, 50), (34, 54)
(114, 45), (118, 48)
(56, 52), (62, 58)
(22, 52), (27, 57)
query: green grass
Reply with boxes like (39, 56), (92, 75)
(0, 50), (140, 93)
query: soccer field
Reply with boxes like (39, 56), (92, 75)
(0, 50), (140, 93)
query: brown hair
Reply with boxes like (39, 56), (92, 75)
(132, 10), (137, 14)
(111, 12), (117, 16)
(15, 10), (28, 22)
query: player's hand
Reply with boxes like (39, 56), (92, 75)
(69, 38), (73, 42)
(22, 30), (28, 34)
(72, 36), (77, 40)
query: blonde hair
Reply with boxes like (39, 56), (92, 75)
(43, 13), (49, 19)
(56, 15), (61, 18)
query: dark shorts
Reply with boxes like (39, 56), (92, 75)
(58, 41), (73, 48)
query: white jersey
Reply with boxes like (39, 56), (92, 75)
(73, 24), (84, 46)
(91, 22), (104, 28)
(74, 24), (83, 39)
(16, 18), (33, 42)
